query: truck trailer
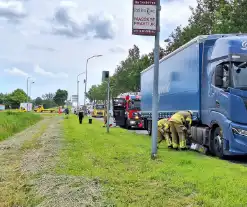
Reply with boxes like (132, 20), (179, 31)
(141, 34), (247, 158)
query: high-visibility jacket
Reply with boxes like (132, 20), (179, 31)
(158, 118), (171, 130)
(169, 111), (192, 126)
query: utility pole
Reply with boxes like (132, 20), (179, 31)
(151, 0), (161, 159)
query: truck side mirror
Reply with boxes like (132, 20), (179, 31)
(214, 65), (223, 87)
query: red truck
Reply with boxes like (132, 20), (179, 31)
(112, 92), (143, 129)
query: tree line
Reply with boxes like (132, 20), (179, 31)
(86, 0), (247, 102)
(0, 89), (68, 109)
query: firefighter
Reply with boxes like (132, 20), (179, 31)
(157, 118), (172, 148)
(78, 108), (84, 124)
(169, 111), (193, 150)
(103, 109), (107, 127)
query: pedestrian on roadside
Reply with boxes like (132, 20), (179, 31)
(78, 108), (84, 124)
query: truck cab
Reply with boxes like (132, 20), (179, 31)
(34, 105), (44, 112)
(19, 106), (27, 112)
(200, 35), (247, 157)
(113, 92), (143, 129)
(92, 104), (105, 117)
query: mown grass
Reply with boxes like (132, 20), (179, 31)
(0, 111), (42, 141)
(0, 155), (42, 207)
(21, 122), (47, 150)
(59, 116), (247, 207)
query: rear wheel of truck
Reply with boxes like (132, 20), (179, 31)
(212, 127), (225, 159)
(125, 119), (131, 130)
(148, 120), (152, 136)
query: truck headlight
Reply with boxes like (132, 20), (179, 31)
(232, 127), (247, 136)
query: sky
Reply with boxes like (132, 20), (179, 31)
(0, 0), (197, 104)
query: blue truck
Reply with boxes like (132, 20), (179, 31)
(141, 34), (247, 158)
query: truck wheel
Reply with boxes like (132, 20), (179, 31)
(148, 120), (152, 136)
(125, 119), (130, 129)
(212, 127), (225, 159)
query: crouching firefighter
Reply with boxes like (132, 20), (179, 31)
(103, 109), (107, 127)
(157, 118), (172, 148)
(169, 111), (193, 150)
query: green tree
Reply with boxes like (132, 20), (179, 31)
(53, 89), (68, 106)
(42, 93), (55, 100)
(8, 89), (28, 109)
(34, 97), (43, 105)
(42, 99), (56, 108)
(0, 93), (6, 104)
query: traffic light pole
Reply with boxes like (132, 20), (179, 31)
(106, 77), (110, 133)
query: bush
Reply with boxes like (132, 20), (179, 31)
(0, 112), (42, 141)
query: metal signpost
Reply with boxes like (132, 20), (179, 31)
(132, 0), (160, 159)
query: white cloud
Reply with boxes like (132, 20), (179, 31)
(160, 0), (197, 28)
(0, 0), (198, 102)
(0, 1), (27, 23)
(50, 2), (117, 39)
(4, 67), (28, 77)
(59, 0), (77, 9)
(34, 65), (68, 78)
(109, 45), (126, 53)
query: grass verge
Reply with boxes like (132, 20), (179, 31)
(58, 116), (247, 206)
(0, 155), (42, 207)
(21, 122), (47, 150)
(0, 111), (42, 141)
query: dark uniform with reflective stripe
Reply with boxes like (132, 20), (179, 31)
(78, 109), (84, 124)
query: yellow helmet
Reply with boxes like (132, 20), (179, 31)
(188, 110), (193, 116)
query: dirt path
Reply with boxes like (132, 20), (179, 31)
(0, 115), (102, 207)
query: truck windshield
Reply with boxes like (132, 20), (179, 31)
(95, 105), (104, 109)
(129, 100), (141, 110)
(232, 62), (247, 89)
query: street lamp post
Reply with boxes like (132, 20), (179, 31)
(84, 55), (102, 106)
(77, 72), (85, 111)
(27, 77), (31, 111)
(30, 81), (35, 100)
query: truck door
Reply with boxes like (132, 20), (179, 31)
(112, 98), (126, 126)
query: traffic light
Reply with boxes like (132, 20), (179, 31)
(102, 71), (109, 82)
